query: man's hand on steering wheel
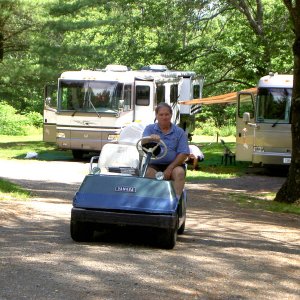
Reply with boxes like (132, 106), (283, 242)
(136, 136), (168, 160)
(148, 134), (160, 142)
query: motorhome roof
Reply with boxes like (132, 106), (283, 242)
(60, 70), (136, 82)
(59, 66), (197, 83)
(258, 73), (293, 88)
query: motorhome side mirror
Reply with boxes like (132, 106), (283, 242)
(45, 97), (52, 106)
(119, 99), (125, 109)
(243, 112), (251, 123)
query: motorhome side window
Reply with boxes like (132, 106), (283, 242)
(45, 85), (57, 109)
(136, 86), (150, 106)
(123, 84), (132, 110)
(193, 84), (200, 99)
(238, 93), (254, 118)
(111, 83), (123, 110)
(256, 88), (292, 123)
(170, 84), (178, 103)
(156, 84), (165, 105)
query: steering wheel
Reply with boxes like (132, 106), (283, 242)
(136, 136), (168, 160)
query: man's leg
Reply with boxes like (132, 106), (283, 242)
(171, 166), (186, 198)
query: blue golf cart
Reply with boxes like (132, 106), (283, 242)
(70, 125), (187, 249)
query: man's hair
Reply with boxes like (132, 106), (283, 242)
(155, 102), (173, 115)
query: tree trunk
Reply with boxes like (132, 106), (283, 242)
(275, 0), (300, 204)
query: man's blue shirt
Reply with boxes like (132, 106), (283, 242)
(142, 123), (189, 165)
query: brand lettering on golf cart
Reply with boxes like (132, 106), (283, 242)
(115, 186), (136, 193)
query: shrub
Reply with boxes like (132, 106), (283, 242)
(194, 121), (235, 137)
(219, 125), (236, 137)
(0, 102), (41, 136)
(25, 111), (43, 128)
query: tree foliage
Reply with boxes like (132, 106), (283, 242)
(0, 0), (44, 112)
(0, 0), (294, 106)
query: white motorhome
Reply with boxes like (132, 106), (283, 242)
(236, 73), (293, 166)
(44, 64), (204, 159)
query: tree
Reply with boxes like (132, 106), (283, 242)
(0, 0), (44, 112)
(40, 0), (213, 70)
(0, 0), (295, 117)
(213, 0), (293, 88)
(0, 1), (24, 60)
(275, 0), (300, 204)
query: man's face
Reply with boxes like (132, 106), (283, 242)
(156, 107), (172, 127)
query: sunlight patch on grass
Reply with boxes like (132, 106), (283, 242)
(0, 179), (31, 201)
(0, 133), (73, 160)
(192, 135), (235, 144)
(186, 169), (239, 181)
(229, 192), (300, 215)
(0, 130), (42, 142)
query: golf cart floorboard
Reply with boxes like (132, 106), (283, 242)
(71, 208), (177, 229)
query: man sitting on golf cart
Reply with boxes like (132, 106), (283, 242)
(142, 102), (190, 200)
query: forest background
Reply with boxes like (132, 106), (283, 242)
(0, 0), (294, 136)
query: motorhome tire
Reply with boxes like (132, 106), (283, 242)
(72, 150), (84, 160)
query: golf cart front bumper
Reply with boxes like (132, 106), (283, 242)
(71, 207), (177, 229)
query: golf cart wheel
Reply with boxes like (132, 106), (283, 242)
(177, 220), (185, 235)
(159, 218), (178, 249)
(70, 220), (93, 242)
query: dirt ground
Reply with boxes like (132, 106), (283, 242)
(0, 159), (299, 300)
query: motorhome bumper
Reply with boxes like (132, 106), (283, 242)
(71, 208), (177, 229)
(252, 152), (291, 165)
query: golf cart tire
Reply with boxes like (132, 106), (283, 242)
(159, 217), (178, 249)
(70, 220), (93, 242)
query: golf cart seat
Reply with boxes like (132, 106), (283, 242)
(98, 143), (140, 175)
(118, 122), (145, 145)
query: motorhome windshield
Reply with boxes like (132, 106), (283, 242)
(58, 80), (123, 113)
(256, 88), (292, 124)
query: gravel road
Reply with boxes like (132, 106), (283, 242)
(0, 159), (299, 300)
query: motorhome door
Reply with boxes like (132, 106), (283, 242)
(43, 84), (57, 142)
(236, 92), (255, 162)
(134, 81), (155, 124)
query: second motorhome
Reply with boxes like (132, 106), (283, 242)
(236, 73), (293, 166)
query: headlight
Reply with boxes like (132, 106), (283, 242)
(253, 146), (264, 152)
(108, 134), (119, 141)
(56, 132), (65, 138)
(155, 171), (164, 180)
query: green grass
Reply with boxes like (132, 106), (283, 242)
(0, 132), (73, 160)
(186, 135), (248, 181)
(191, 134), (236, 144)
(0, 178), (31, 201)
(229, 192), (300, 215)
